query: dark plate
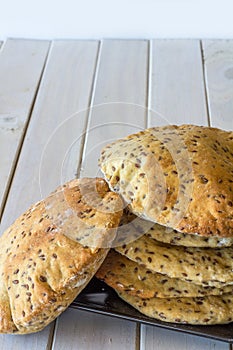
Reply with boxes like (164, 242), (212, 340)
(71, 277), (233, 343)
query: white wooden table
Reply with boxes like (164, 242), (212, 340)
(0, 38), (232, 350)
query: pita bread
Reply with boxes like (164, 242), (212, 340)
(115, 235), (233, 287)
(96, 250), (233, 298)
(99, 125), (233, 237)
(117, 290), (233, 325)
(0, 178), (122, 334)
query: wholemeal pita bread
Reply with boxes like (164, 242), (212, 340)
(133, 216), (233, 248)
(99, 125), (233, 237)
(96, 250), (233, 298)
(146, 223), (233, 248)
(115, 235), (233, 287)
(118, 210), (233, 248)
(117, 290), (233, 325)
(0, 178), (122, 334)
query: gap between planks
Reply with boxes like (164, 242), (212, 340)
(76, 40), (101, 178)
(0, 42), (51, 222)
(0, 39), (51, 222)
(202, 39), (233, 130)
(53, 39), (149, 350)
(49, 39), (101, 350)
(200, 40), (211, 127)
(0, 39), (100, 350)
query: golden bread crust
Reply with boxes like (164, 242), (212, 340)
(115, 235), (233, 287)
(117, 290), (233, 325)
(96, 250), (233, 298)
(0, 178), (122, 334)
(99, 125), (233, 237)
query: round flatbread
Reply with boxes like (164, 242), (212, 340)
(96, 250), (233, 298)
(0, 178), (122, 334)
(99, 125), (233, 237)
(132, 216), (233, 247)
(115, 235), (233, 287)
(118, 210), (233, 248)
(117, 290), (233, 325)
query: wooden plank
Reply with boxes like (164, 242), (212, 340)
(202, 39), (233, 130)
(141, 326), (229, 350)
(0, 40), (99, 232)
(53, 39), (148, 350)
(80, 39), (149, 177)
(0, 326), (53, 350)
(148, 39), (208, 126)
(53, 309), (137, 350)
(0, 38), (50, 216)
(142, 39), (229, 350)
(0, 40), (99, 350)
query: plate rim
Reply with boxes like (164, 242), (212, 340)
(71, 278), (233, 344)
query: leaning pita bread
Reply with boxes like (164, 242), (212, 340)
(99, 125), (233, 237)
(117, 290), (233, 325)
(0, 178), (122, 334)
(96, 250), (233, 298)
(115, 235), (233, 287)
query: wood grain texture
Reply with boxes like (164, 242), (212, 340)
(0, 38), (50, 215)
(148, 39), (208, 126)
(0, 40), (99, 350)
(202, 40), (233, 130)
(0, 40), (99, 233)
(80, 39), (149, 177)
(142, 39), (230, 350)
(0, 326), (52, 350)
(140, 326), (229, 350)
(53, 309), (137, 350)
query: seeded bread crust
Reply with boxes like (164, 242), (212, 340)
(115, 235), (233, 287)
(117, 290), (233, 325)
(146, 222), (233, 247)
(0, 178), (122, 334)
(99, 125), (233, 237)
(118, 210), (233, 248)
(132, 215), (233, 247)
(96, 250), (233, 298)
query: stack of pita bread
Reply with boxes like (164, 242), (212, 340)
(96, 125), (233, 325)
(1, 124), (232, 333)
